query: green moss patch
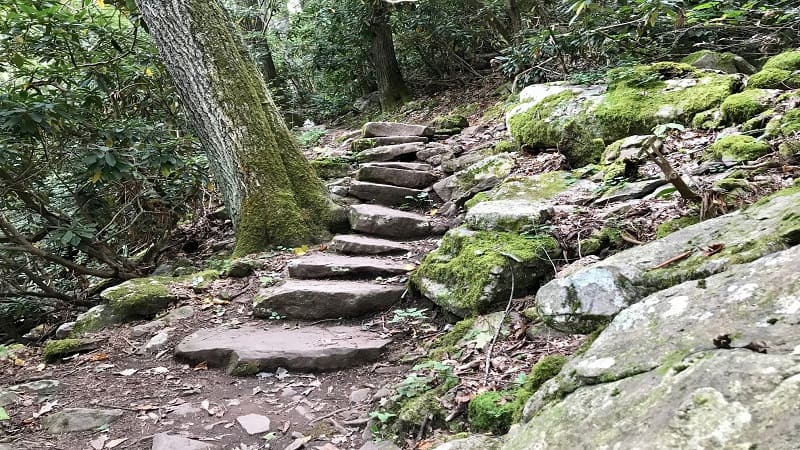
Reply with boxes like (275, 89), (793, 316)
(42, 339), (92, 362)
(351, 138), (377, 152)
(656, 216), (701, 239)
(465, 172), (569, 210)
(762, 50), (800, 71)
(469, 391), (516, 434)
(706, 135), (771, 162)
(720, 90), (774, 124)
(432, 115), (469, 130)
(508, 63), (737, 168)
(309, 158), (351, 179)
(412, 228), (559, 316)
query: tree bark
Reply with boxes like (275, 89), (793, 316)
(135, 0), (331, 256)
(367, 1), (410, 111)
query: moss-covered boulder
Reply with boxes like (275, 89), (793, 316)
(469, 391), (516, 434)
(681, 50), (756, 74)
(507, 63), (738, 168)
(766, 108), (800, 138)
(746, 51), (800, 90)
(463, 172), (574, 232)
(720, 89), (779, 124)
(411, 227), (559, 317)
(100, 271), (218, 320)
(309, 158), (351, 179)
(432, 115), (469, 131)
(71, 305), (121, 336)
(42, 338), (96, 362)
(705, 135), (771, 162)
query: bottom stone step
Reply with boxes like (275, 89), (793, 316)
(253, 279), (405, 320)
(175, 324), (392, 375)
(330, 234), (411, 255)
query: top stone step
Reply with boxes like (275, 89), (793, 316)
(363, 122), (434, 138)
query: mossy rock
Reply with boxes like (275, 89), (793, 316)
(705, 135), (771, 162)
(71, 305), (121, 336)
(412, 227), (559, 317)
(762, 50), (800, 71)
(100, 271), (217, 320)
(351, 138), (378, 152)
(508, 63), (737, 168)
(494, 140), (518, 153)
(720, 89), (776, 124)
(42, 338), (95, 362)
(398, 388), (447, 426)
(741, 109), (776, 133)
(432, 115), (469, 130)
(766, 109), (800, 138)
(468, 391), (516, 434)
(656, 216), (701, 239)
(464, 172), (570, 209)
(691, 108), (723, 129)
(681, 50), (756, 74)
(309, 158), (351, 179)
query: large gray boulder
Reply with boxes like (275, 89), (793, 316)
(42, 408), (124, 433)
(536, 190), (800, 333)
(502, 243), (800, 450)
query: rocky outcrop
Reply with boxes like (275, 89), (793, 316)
(501, 242), (800, 450)
(536, 189), (800, 333)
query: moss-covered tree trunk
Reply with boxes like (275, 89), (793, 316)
(368, 1), (410, 111)
(135, 0), (331, 256)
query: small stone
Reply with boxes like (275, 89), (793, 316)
(163, 305), (195, 323)
(372, 388), (391, 402)
(132, 320), (166, 338)
(349, 388), (372, 404)
(0, 390), (20, 407)
(152, 432), (217, 450)
(11, 379), (62, 395)
(143, 328), (173, 354)
(236, 413), (271, 435)
(169, 402), (201, 417)
(54, 322), (75, 339)
(42, 408), (124, 433)
(225, 259), (255, 278)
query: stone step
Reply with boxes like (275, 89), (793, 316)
(348, 204), (436, 239)
(356, 165), (438, 189)
(363, 122), (434, 138)
(287, 254), (412, 279)
(253, 280), (405, 320)
(174, 324), (392, 375)
(348, 181), (425, 206)
(330, 234), (411, 255)
(355, 143), (424, 163)
(363, 162), (433, 171)
(352, 136), (428, 151)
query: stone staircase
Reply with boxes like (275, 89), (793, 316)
(175, 123), (446, 375)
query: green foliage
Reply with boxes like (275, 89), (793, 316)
(0, 0), (206, 311)
(296, 128), (327, 147)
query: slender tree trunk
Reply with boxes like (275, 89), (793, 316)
(367, 1), (410, 111)
(135, 0), (331, 256)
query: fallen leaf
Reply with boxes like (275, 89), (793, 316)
(403, 263), (416, 271)
(89, 352), (109, 361)
(275, 367), (289, 380)
(0, 406), (9, 421)
(149, 366), (169, 374)
(703, 243), (725, 256)
(33, 400), (57, 418)
(193, 362), (208, 371)
(713, 334), (732, 349)
(743, 341), (768, 354)
(116, 368), (138, 377)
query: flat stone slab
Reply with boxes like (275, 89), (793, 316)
(236, 414), (270, 435)
(363, 162), (433, 171)
(174, 324), (392, 374)
(353, 136), (428, 151)
(356, 143), (424, 163)
(348, 181), (426, 206)
(42, 408), (124, 433)
(348, 204), (435, 239)
(357, 165), (437, 189)
(363, 122), (434, 138)
(152, 433), (217, 450)
(254, 280), (405, 320)
(593, 178), (667, 204)
(330, 234), (411, 255)
(287, 254), (410, 279)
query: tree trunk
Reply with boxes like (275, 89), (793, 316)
(367, 1), (410, 111)
(135, 0), (331, 256)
